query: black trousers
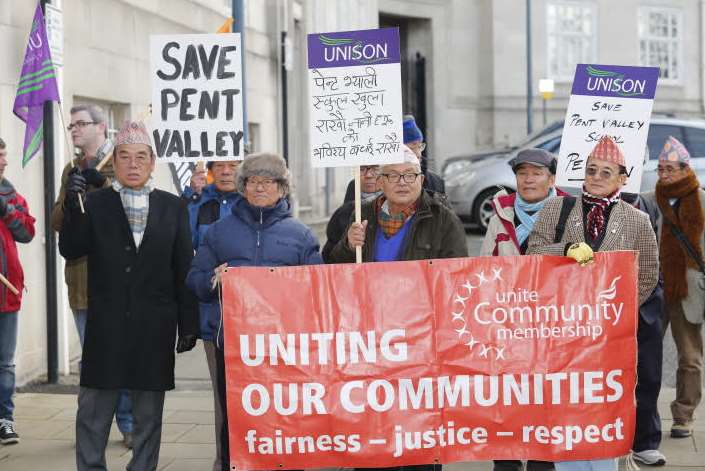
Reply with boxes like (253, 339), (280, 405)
(633, 313), (663, 451)
(215, 347), (230, 471)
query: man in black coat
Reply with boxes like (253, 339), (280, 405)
(59, 120), (199, 471)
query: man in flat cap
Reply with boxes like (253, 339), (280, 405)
(481, 148), (565, 258)
(482, 149), (562, 471)
(60, 120), (199, 471)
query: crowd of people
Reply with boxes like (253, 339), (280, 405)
(0, 106), (702, 471)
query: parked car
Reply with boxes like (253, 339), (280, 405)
(444, 117), (705, 232)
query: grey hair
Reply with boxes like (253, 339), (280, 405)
(70, 104), (108, 138)
(236, 152), (290, 195)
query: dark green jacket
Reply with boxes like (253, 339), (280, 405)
(327, 190), (468, 263)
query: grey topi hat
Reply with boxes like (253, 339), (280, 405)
(508, 148), (557, 174)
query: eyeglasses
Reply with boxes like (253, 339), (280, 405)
(361, 166), (380, 176)
(657, 165), (682, 175)
(246, 178), (278, 189)
(67, 120), (97, 131)
(380, 172), (422, 184)
(585, 167), (618, 180)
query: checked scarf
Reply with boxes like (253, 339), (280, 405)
(112, 178), (154, 249)
(376, 196), (417, 238)
(582, 187), (621, 241)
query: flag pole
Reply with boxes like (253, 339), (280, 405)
(56, 104), (84, 212)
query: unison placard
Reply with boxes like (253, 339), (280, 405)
(307, 28), (404, 168)
(557, 64), (659, 193)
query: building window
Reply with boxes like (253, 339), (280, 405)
(546, 1), (597, 80)
(639, 7), (682, 83)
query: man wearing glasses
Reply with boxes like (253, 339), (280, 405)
(326, 145), (465, 471)
(642, 136), (705, 442)
(527, 136), (659, 471)
(338, 114), (446, 205)
(328, 145), (466, 266)
(51, 105), (135, 448)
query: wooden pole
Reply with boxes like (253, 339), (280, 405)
(0, 273), (19, 296)
(354, 166), (362, 264)
(95, 151), (112, 172)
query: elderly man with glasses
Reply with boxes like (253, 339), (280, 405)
(328, 145), (466, 266)
(527, 136), (659, 471)
(326, 145), (466, 471)
(641, 136), (705, 442)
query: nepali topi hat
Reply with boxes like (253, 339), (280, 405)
(114, 120), (152, 148)
(658, 136), (690, 164)
(588, 136), (625, 167)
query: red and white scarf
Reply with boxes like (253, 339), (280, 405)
(582, 187), (621, 240)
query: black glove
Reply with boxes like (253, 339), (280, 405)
(0, 198), (7, 217)
(65, 168), (87, 210)
(81, 168), (106, 188)
(176, 335), (198, 353)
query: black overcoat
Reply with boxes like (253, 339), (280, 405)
(59, 187), (199, 391)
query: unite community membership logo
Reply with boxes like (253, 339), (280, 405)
(449, 266), (625, 360)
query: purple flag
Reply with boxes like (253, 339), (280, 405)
(12, 2), (60, 167)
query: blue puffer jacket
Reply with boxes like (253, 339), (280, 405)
(186, 196), (323, 346)
(185, 184), (241, 340)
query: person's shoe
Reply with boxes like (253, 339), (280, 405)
(122, 432), (133, 449)
(671, 421), (693, 438)
(632, 449), (666, 466)
(0, 419), (20, 445)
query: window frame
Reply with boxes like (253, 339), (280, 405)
(638, 6), (683, 86)
(545, 0), (599, 82)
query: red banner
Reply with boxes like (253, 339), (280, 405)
(222, 252), (638, 470)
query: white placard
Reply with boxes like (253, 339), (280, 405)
(150, 34), (244, 164)
(556, 64), (660, 193)
(307, 28), (404, 168)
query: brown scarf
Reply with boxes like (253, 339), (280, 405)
(655, 169), (704, 302)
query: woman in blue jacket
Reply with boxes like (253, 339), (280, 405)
(186, 152), (322, 471)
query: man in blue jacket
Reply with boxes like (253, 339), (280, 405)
(183, 159), (240, 471)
